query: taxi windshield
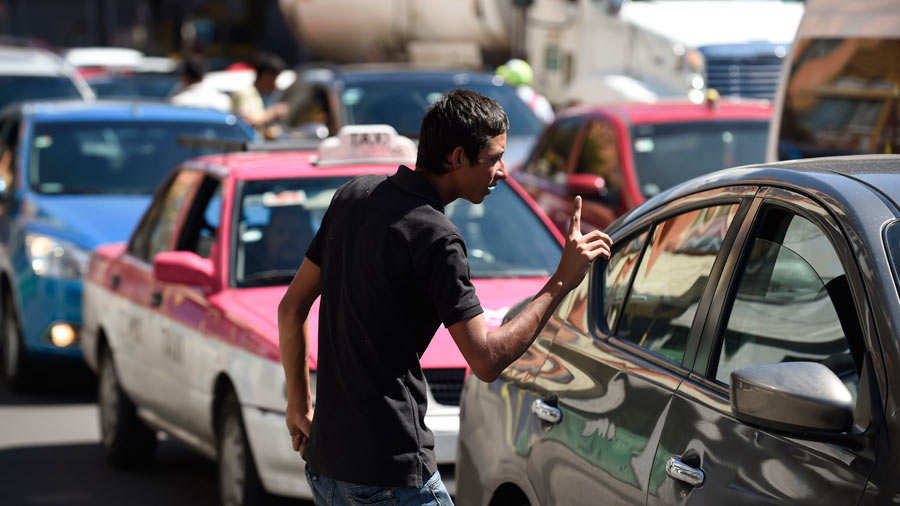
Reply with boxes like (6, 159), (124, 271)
(339, 81), (544, 138)
(28, 121), (252, 195)
(630, 120), (768, 197)
(233, 177), (561, 287)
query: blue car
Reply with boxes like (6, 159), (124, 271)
(0, 101), (255, 387)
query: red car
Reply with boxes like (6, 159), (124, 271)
(513, 99), (772, 232)
(80, 126), (563, 504)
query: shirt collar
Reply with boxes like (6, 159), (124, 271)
(388, 165), (445, 212)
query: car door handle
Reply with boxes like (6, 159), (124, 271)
(151, 292), (162, 308)
(666, 457), (704, 487)
(110, 275), (120, 290)
(531, 399), (562, 424)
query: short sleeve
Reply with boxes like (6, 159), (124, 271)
(305, 222), (325, 266)
(415, 233), (483, 327)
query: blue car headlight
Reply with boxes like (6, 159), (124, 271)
(25, 233), (90, 279)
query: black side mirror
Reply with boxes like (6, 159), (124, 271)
(731, 362), (853, 435)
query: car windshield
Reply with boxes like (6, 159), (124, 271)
(233, 177), (561, 287)
(339, 79), (544, 138)
(28, 121), (252, 195)
(88, 74), (180, 99)
(0, 75), (83, 110)
(630, 120), (768, 197)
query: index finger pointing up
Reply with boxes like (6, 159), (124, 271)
(569, 196), (583, 238)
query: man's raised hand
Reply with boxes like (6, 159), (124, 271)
(553, 196), (612, 290)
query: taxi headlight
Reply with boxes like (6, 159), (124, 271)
(25, 233), (90, 279)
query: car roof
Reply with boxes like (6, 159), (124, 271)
(0, 46), (69, 76)
(186, 150), (401, 180)
(63, 47), (144, 68)
(615, 155), (900, 232)
(12, 100), (242, 123)
(559, 100), (772, 125)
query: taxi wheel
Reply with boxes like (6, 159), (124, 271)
(1, 295), (30, 390)
(98, 349), (157, 468)
(217, 391), (268, 506)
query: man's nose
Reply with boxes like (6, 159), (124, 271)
(496, 160), (507, 180)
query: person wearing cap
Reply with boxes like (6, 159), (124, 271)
(170, 54), (231, 112)
(278, 89), (610, 505)
(231, 52), (289, 139)
(496, 58), (555, 123)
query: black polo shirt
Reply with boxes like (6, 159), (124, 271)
(303, 165), (483, 487)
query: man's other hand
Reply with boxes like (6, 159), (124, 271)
(286, 401), (313, 454)
(553, 196), (612, 290)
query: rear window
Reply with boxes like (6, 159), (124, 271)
(0, 75), (83, 110)
(777, 38), (900, 160)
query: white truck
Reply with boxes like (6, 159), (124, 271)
(278, 0), (803, 102)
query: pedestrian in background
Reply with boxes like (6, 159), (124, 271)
(278, 89), (610, 505)
(496, 58), (555, 123)
(232, 52), (289, 139)
(170, 54), (231, 112)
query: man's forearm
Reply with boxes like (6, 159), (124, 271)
(279, 307), (312, 411)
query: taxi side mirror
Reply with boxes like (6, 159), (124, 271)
(153, 251), (217, 292)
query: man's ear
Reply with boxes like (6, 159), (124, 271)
(448, 146), (467, 172)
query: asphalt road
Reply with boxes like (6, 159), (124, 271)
(0, 373), (312, 506)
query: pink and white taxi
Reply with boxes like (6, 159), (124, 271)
(80, 126), (564, 504)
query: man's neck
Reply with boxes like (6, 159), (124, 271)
(420, 169), (458, 206)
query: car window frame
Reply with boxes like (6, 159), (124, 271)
(126, 167), (204, 265)
(589, 185), (757, 377)
(691, 186), (878, 399)
(175, 174), (224, 259)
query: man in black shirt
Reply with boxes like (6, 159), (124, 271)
(279, 89), (611, 504)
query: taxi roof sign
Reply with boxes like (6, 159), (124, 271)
(315, 125), (417, 167)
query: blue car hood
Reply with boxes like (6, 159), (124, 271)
(28, 194), (153, 248)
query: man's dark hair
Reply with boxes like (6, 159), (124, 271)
(180, 55), (207, 84)
(254, 52), (285, 77)
(416, 88), (509, 174)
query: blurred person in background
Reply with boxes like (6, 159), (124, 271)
(496, 58), (554, 123)
(170, 54), (231, 112)
(232, 52), (289, 139)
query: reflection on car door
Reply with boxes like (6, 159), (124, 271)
(648, 190), (877, 505)
(525, 201), (743, 505)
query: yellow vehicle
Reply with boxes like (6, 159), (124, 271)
(767, 0), (900, 161)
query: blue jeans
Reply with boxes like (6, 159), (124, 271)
(305, 466), (453, 506)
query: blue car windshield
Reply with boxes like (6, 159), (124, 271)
(29, 121), (252, 195)
(233, 177), (561, 286)
(340, 80), (544, 138)
(0, 76), (83, 110)
(88, 74), (180, 99)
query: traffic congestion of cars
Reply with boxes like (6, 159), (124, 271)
(4, 1), (900, 505)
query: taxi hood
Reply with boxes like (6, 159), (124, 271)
(219, 277), (548, 370)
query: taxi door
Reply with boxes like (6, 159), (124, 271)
(113, 169), (203, 417)
(155, 176), (227, 437)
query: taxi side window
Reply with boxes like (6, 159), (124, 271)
(176, 177), (222, 258)
(714, 208), (861, 400)
(128, 170), (200, 263)
(527, 117), (582, 178)
(576, 120), (624, 211)
(616, 204), (740, 364)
